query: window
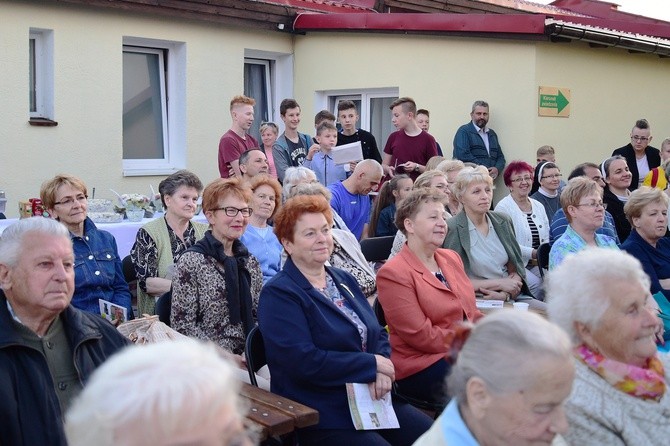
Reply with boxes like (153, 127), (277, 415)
(244, 59), (272, 140)
(29, 28), (54, 121)
(324, 89), (399, 157)
(243, 50), (294, 139)
(122, 38), (185, 176)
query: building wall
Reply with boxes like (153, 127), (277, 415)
(534, 41), (670, 172)
(293, 32), (670, 200)
(0, 1), (292, 217)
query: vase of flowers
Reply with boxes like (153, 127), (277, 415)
(119, 194), (150, 222)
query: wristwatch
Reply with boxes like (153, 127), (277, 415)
(414, 164), (420, 173)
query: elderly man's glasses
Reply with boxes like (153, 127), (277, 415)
(510, 176), (532, 183)
(575, 201), (607, 209)
(213, 206), (253, 217)
(54, 194), (88, 206)
(632, 136), (650, 142)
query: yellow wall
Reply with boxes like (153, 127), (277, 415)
(534, 41), (670, 171)
(4, 3), (670, 216)
(0, 1), (292, 217)
(293, 32), (670, 200)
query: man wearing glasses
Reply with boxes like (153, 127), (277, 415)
(612, 118), (660, 191)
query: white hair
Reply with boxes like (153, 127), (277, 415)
(547, 248), (650, 344)
(0, 217), (70, 267)
(282, 166), (317, 200)
(452, 165), (494, 202)
(447, 310), (571, 404)
(65, 339), (246, 446)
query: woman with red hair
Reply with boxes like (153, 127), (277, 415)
(494, 160), (549, 298)
(258, 195), (431, 446)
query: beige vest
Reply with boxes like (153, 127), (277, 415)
(136, 218), (208, 315)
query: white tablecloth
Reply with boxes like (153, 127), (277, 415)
(0, 214), (209, 259)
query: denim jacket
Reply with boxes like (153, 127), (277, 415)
(71, 218), (133, 317)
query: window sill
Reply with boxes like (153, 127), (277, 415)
(29, 118), (58, 127)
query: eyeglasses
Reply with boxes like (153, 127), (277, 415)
(213, 206), (253, 217)
(575, 201), (607, 210)
(510, 176), (532, 183)
(54, 194), (88, 206)
(632, 136), (650, 142)
(541, 174), (563, 180)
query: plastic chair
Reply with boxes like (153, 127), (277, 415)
(537, 242), (551, 278)
(373, 298), (387, 327)
(245, 325), (266, 388)
(121, 255), (136, 283)
(359, 236), (395, 262)
(155, 290), (172, 327)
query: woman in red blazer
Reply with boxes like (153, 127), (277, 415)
(377, 188), (482, 406)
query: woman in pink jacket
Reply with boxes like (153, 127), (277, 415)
(377, 188), (482, 408)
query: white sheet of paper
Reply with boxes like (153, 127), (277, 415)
(475, 299), (505, 309)
(331, 141), (363, 165)
(346, 383), (399, 430)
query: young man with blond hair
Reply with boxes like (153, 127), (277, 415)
(218, 95), (259, 178)
(382, 97), (438, 181)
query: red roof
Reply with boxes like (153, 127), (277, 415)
(550, 0), (670, 26)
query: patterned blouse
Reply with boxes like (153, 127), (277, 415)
(130, 222), (199, 292)
(329, 237), (377, 299)
(319, 275), (368, 351)
(171, 251), (263, 354)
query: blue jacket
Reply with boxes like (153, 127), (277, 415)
(453, 122), (506, 172)
(71, 218), (133, 317)
(621, 230), (670, 300)
(258, 258), (390, 430)
(0, 292), (130, 445)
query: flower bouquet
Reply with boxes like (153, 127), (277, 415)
(111, 192), (151, 221)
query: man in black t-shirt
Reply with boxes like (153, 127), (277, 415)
(336, 100), (382, 164)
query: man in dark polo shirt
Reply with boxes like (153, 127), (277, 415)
(0, 217), (130, 445)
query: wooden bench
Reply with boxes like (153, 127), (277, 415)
(240, 383), (319, 441)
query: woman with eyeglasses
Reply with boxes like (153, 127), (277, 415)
(530, 161), (563, 220)
(549, 177), (619, 269)
(259, 122), (279, 179)
(41, 174), (133, 318)
(131, 170), (208, 315)
(494, 161), (549, 298)
(602, 155), (634, 242)
(171, 178), (263, 358)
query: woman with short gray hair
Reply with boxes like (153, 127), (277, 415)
(547, 248), (670, 445)
(444, 166), (545, 309)
(622, 186), (670, 302)
(414, 310), (574, 445)
(131, 169), (208, 315)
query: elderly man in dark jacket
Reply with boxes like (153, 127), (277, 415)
(0, 217), (130, 445)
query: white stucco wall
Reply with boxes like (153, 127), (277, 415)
(0, 1), (293, 217)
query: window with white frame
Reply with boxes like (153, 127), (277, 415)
(29, 28), (54, 120)
(244, 58), (273, 140)
(325, 89), (399, 157)
(122, 38), (186, 176)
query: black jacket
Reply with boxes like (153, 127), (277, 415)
(603, 186), (632, 243)
(0, 291), (130, 445)
(612, 143), (660, 191)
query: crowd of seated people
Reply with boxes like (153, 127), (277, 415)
(7, 97), (670, 446)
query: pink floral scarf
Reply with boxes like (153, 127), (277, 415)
(575, 344), (666, 402)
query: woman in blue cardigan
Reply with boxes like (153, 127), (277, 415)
(621, 186), (670, 299)
(258, 195), (431, 446)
